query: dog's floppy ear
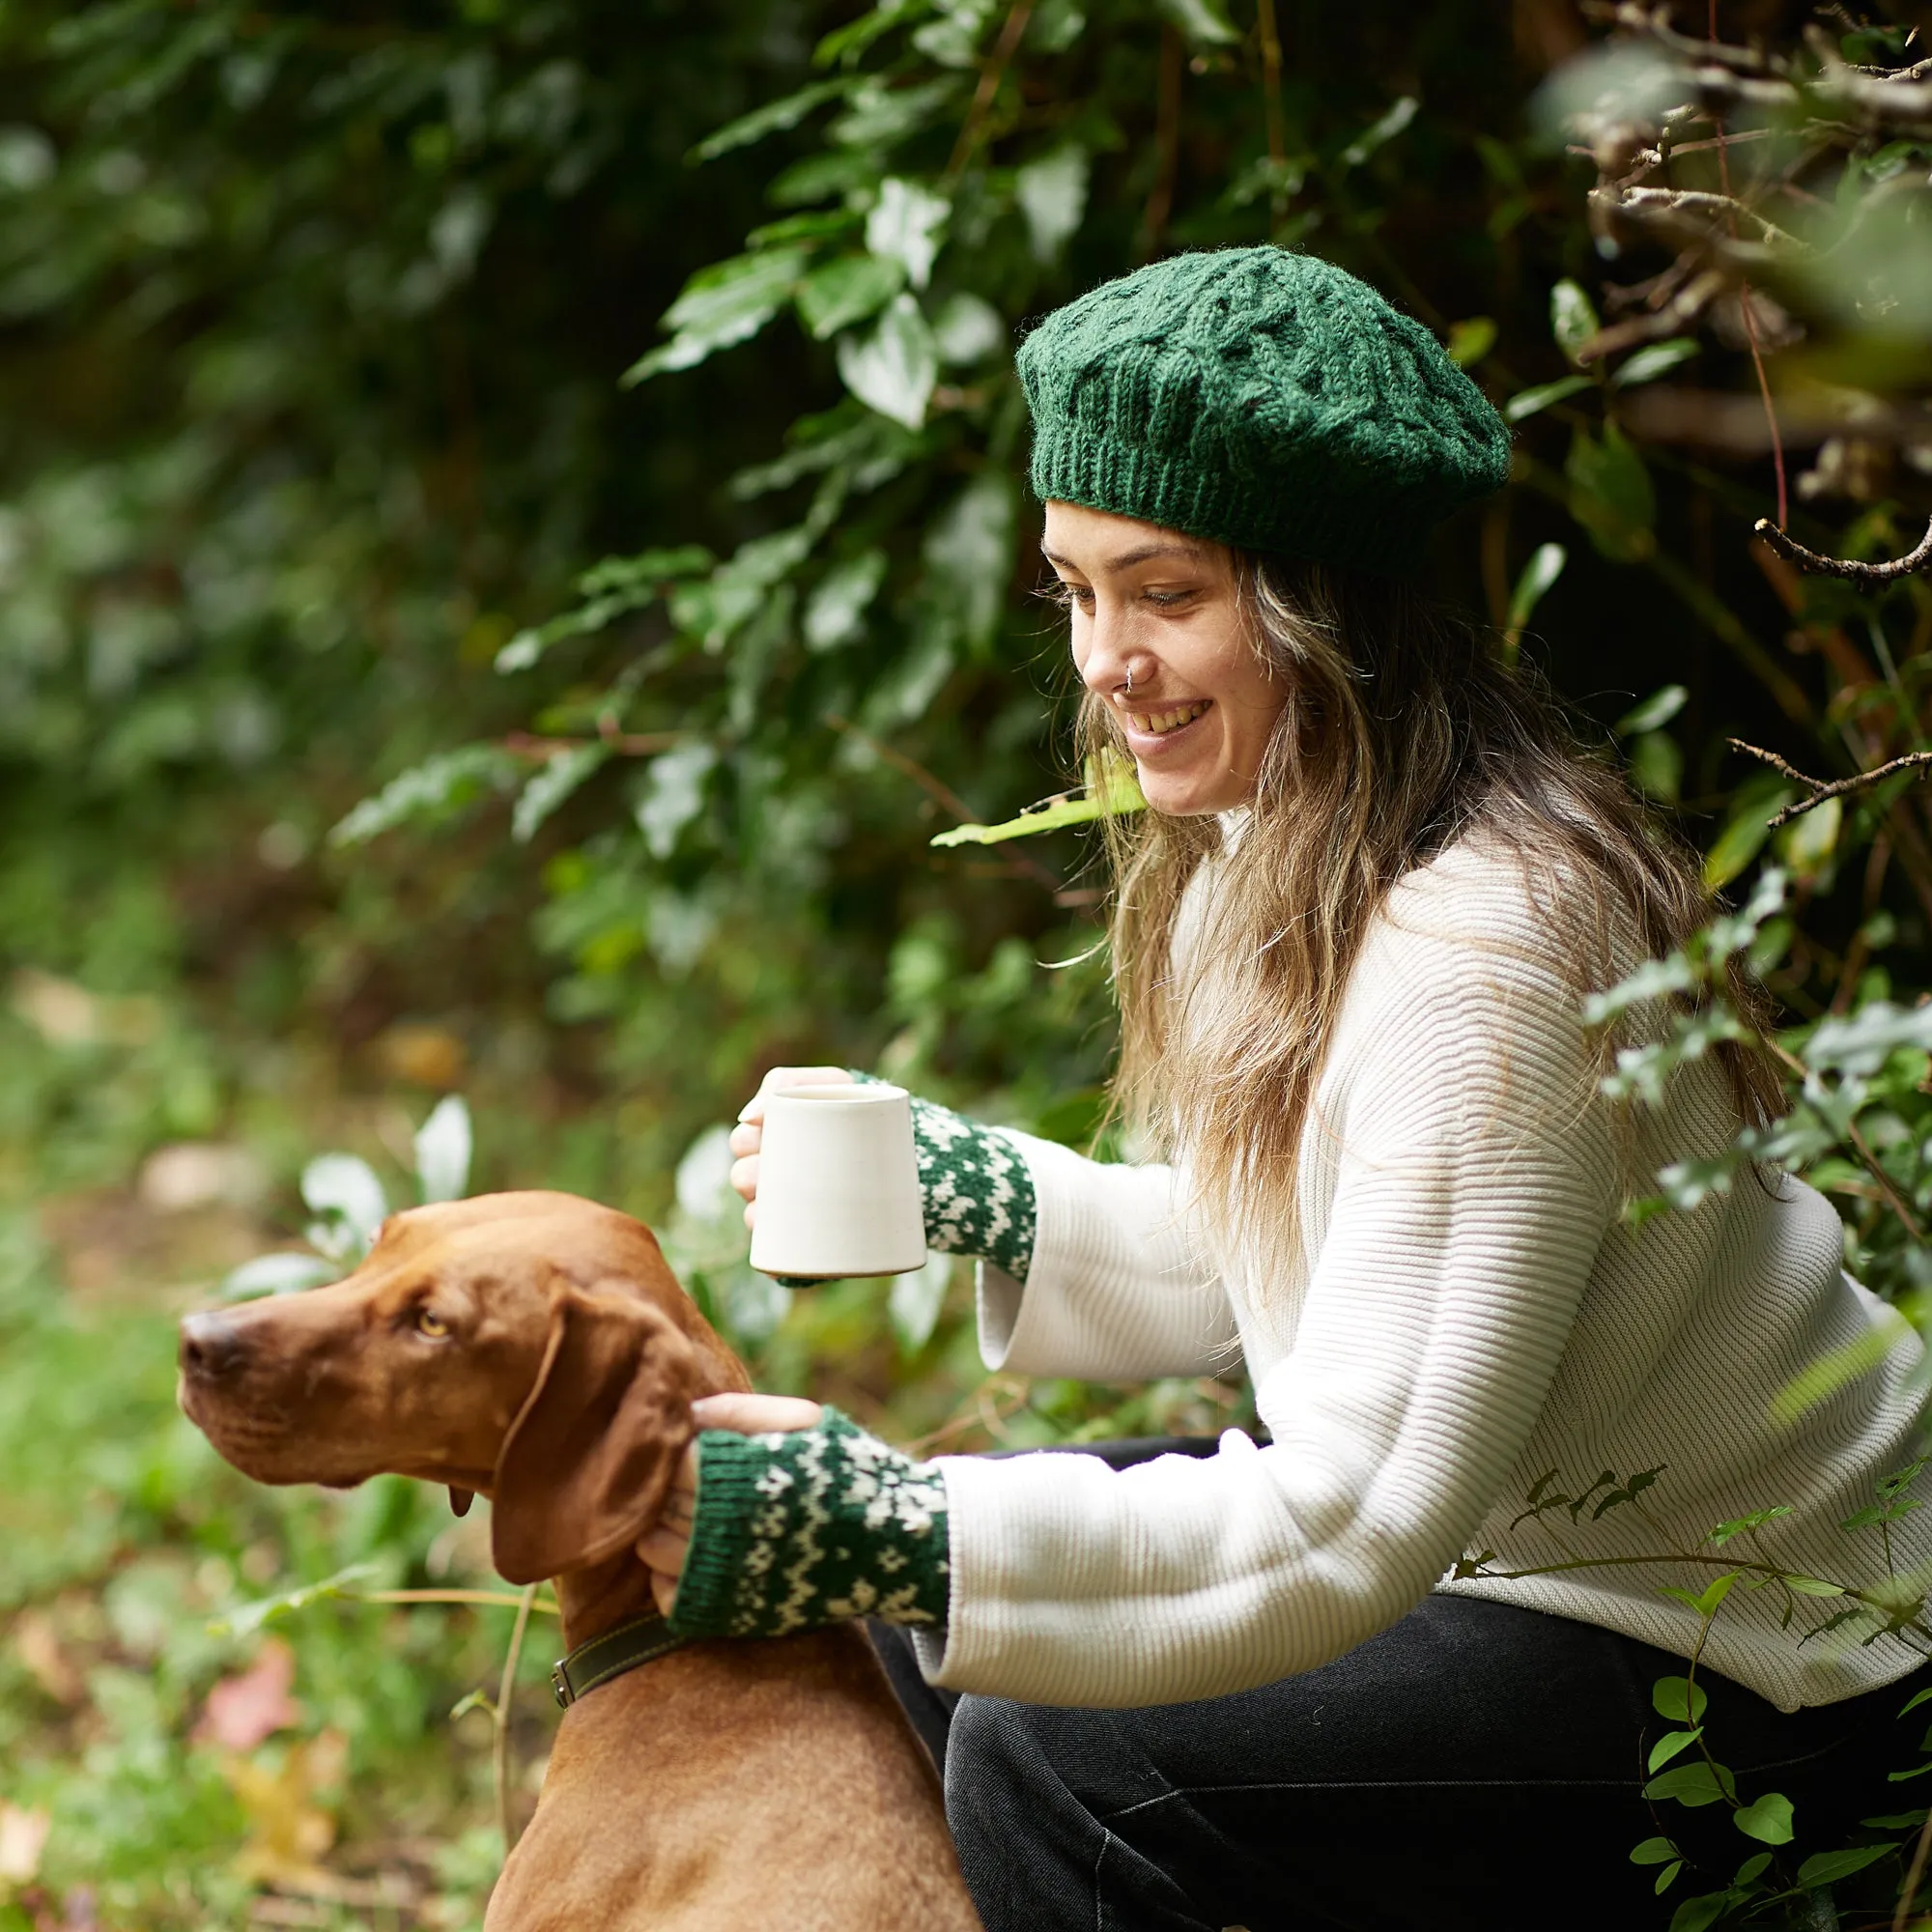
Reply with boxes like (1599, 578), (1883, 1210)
(490, 1282), (701, 1585)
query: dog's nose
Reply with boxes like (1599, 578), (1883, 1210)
(180, 1310), (246, 1379)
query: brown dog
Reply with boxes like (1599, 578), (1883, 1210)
(178, 1190), (980, 1931)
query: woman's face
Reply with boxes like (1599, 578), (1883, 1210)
(1043, 500), (1289, 817)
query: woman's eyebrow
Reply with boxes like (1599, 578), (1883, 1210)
(1039, 541), (1208, 572)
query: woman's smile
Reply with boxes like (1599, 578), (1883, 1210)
(1043, 500), (1289, 816)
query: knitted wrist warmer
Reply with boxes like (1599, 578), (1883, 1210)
(909, 1095), (1037, 1280)
(668, 1408), (950, 1639)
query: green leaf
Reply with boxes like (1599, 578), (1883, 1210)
(796, 252), (904, 339)
(1771, 1313), (1915, 1423)
(1445, 317), (1496, 367)
(1703, 792), (1794, 891)
(1709, 1505), (1794, 1547)
(1667, 1890), (1730, 1932)
(1782, 1576), (1846, 1598)
(1654, 1859), (1683, 1894)
(221, 1251), (340, 1300)
(1339, 96), (1418, 170)
(1566, 422), (1656, 563)
(1649, 1728), (1703, 1773)
(301, 1154), (389, 1260)
(1153, 0), (1240, 45)
(804, 549), (887, 652)
(1776, 793), (1840, 881)
(933, 755), (1147, 845)
(1733, 1852), (1772, 1885)
(512, 742), (608, 845)
(1861, 1809), (1927, 1829)
(208, 1562), (384, 1638)
(1889, 1762), (1932, 1782)
(1615, 684), (1687, 737)
(1551, 277), (1602, 363)
(624, 247), (810, 384)
(1653, 1676), (1710, 1725)
(837, 292), (938, 429)
(866, 177), (949, 290)
(1015, 146), (1090, 264)
(1796, 1842), (1900, 1887)
(1733, 1791), (1794, 1844)
(1631, 1836), (1682, 1865)
(1506, 542), (1568, 631)
(1503, 373), (1590, 423)
(688, 78), (851, 162)
(330, 744), (522, 847)
(1610, 337), (1699, 388)
(414, 1095), (472, 1205)
(1644, 1759), (1736, 1807)
(1901, 1686), (1932, 1719)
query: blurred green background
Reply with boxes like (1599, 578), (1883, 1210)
(3, 0), (1931, 1924)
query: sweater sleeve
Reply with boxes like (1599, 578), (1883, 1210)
(916, 923), (1621, 1706)
(972, 1129), (1239, 1381)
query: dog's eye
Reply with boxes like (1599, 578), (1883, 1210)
(414, 1307), (450, 1339)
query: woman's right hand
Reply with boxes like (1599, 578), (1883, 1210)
(727, 1065), (854, 1229)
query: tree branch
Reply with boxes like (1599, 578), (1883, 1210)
(1752, 513), (1932, 584)
(1728, 735), (1932, 829)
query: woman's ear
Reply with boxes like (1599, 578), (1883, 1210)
(490, 1283), (702, 1585)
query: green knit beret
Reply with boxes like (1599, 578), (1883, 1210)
(1016, 247), (1511, 576)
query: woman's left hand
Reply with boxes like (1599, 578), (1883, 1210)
(638, 1392), (824, 1617)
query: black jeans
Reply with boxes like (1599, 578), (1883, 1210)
(868, 1437), (1927, 1932)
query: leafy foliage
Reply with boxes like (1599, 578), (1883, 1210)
(4, 0), (1932, 1924)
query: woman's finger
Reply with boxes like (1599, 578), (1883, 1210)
(737, 1065), (853, 1127)
(727, 1120), (761, 1159)
(692, 1392), (824, 1434)
(729, 1152), (759, 1203)
(636, 1524), (689, 1575)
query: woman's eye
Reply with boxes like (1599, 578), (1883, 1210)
(1144, 587), (1198, 610)
(415, 1308), (450, 1339)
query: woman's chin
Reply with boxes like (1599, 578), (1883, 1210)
(1135, 762), (1240, 818)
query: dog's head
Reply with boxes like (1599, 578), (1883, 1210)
(179, 1190), (749, 1582)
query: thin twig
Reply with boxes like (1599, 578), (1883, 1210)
(1141, 23), (1182, 253)
(1727, 737), (1932, 830)
(1705, 0), (1791, 532)
(359, 1587), (559, 1615)
(1895, 1808), (1932, 1932)
(1255, 0), (1289, 223)
(946, 0), (1035, 176)
(823, 712), (1064, 893)
(501, 728), (679, 760)
(1754, 515), (1932, 585)
(495, 1582), (538, 1864)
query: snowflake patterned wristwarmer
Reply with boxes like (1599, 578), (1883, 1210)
(668, 1408), (950, 1639)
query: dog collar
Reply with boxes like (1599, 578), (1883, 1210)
(551, 1608), (689, 1708)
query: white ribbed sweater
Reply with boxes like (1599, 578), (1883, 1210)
(918, 838), (1929, 1712)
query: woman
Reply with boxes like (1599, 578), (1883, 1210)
(638, 248), (1929, 1929)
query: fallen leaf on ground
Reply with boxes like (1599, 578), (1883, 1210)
(0, 1803), (51, 1884)
(197, 1638), (299, 1751)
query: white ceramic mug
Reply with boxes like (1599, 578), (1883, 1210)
(747, 1082), (926, 1281)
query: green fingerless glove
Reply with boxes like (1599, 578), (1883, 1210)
(908, 1094), (1037, 1281)
(668, 1408), (951, 1639)
(844, 1073), (1037, 1280)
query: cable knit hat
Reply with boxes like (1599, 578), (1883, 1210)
(1016, 247), (1511, 576)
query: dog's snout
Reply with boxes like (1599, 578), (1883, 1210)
(180, 1309), (246, 1379)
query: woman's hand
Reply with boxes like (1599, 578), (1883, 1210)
(726, 1065), (854, 1230)
(638, 1392), (824, 1618)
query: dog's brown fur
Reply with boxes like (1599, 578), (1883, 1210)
(178, 1190), (980, 1932)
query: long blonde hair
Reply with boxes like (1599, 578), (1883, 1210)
(1078, 553), (1781, 1270)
